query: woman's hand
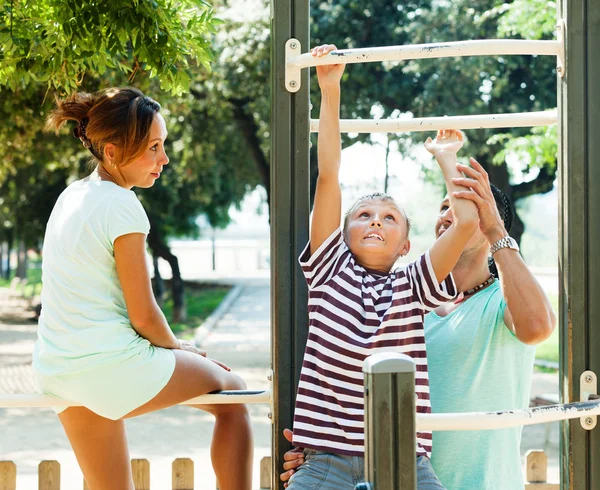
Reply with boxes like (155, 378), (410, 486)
(452, 157), (507, 243)
(425, 129), (464, 157)
(311, 44), (345, 91)
(177, 340), (231, 371)
(177, 339), (206, 356)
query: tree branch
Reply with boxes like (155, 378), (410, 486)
(511, 165), (556, 201)
(227, 96), (270, 202)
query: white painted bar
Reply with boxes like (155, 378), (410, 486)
(288, 40), (562, 69)
(310, 110), (557, 133)
(3, 392), (599, 434)
(417, 400), (600, 432)
(0, 390), (271, 408)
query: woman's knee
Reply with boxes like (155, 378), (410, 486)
(225, 371), (247, 391)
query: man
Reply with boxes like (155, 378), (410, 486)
(280, 157), (556, 489)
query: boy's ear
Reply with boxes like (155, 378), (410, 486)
(402, 240), (410, 256)
(398, 239), (411, 257)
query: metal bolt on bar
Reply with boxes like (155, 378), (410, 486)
(580, 370), (598, 430)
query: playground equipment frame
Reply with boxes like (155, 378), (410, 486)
(271, 0), (600, 489)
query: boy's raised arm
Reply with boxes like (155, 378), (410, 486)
(310, 44), (346, 255)
(426, 130), (479, 283)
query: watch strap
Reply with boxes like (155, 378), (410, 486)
(490, 236), (519, 255)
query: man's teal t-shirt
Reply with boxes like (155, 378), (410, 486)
(424, 280), (536, 490)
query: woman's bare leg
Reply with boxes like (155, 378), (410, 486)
(58, 407), (133, 490)
(124, 349), (253, 490)
(201, 401), (254, 490)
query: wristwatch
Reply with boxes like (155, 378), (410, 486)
(490, 236), (519, 255)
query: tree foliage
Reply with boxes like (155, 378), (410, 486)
(315, 0), (558, 242)
(0, 0), (560, 260)
(197, 0), (559, 245)
(0, 1), (263, 316)
(0, 0), (220, 95)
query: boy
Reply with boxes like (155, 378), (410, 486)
(285, 44), (479, 489)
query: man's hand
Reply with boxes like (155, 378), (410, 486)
(280, 428), (304, 488)
(451, 157), (507, 243)
(425, 129), (465, 157)
(312, 44), (345, 91)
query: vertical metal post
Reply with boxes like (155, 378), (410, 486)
(359, 353), (416, 490)
(557, 1), (600, 489)
(270, 1), (310, 489)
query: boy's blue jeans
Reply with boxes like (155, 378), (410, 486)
(287, 449), (446, 490)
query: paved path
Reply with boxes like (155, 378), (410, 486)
(0, 280), (561, 488)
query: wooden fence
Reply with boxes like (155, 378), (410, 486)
(0, 451), (556, 489)
(524, 450), (559, 489)
(0, 457), (271, 490)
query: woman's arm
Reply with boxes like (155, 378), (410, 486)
(309, 44), (346, 255)
(114, 232), (181, 349)
(425, 130), (479, 283)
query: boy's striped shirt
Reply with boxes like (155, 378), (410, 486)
(292, 229), (456, 458)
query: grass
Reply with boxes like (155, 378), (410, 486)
(0, 266), (43, 297)
(160, 283), (231, 337)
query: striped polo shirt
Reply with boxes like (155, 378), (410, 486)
(292, 228), (456, 457)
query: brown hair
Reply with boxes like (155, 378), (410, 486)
(45, 87), (161, 168)
(343, 192), (411, 239)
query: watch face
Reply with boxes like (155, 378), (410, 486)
(507, 237), (519, 251)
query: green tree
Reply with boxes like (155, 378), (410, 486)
(0, 0), (219, 95)
(201, 0), (558, 247)
(403, 0), (558, 243)
(0, 1), (263, 318)
(140, 97), (261, 321)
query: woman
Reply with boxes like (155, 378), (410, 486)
(33, 87), (253, 490)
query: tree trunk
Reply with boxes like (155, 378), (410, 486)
(384, 137), (391, 194)
(147, 224), (186, 323)
(17, 240), (28, 280)
(229, 97), (271, 205)
(152, 255), (165, 307)
(0, 240), (4, 278)
(211, 228), (217, 271)
(4, 229), (13, 280)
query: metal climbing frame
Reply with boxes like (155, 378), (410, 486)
(557, 1), (600, 489)
(271, 0), (600, 489)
